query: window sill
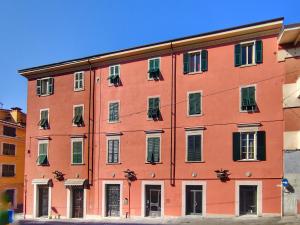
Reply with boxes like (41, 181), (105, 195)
(239, 63), (257, 68)
(71, 163), (85, 166)
(74, 88), (85, 92)
(185, 71), (202, 75)
(108, 120), (120, 124)
(72, 124), (85, 127)
(39, 127), (50, 130)
(240, 109), (258, 113)
(237, 159), (260, 162)
(0, 155), (16, 157)
(106, 162), (121, 165)
(185, 161), (205, 163)
(38, 94), (51, 97)
(187, 114), (203, 117)
(145, 162), (162, 164)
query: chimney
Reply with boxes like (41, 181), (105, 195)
(10, 107), (24, 124)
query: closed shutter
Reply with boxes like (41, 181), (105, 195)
(249, 86), (256, 106)
(255, 40), (263, 64)
(108, 140), (113, 163)
(48, 78), (54, 94)
(234, 44), (241, 67)
(189, 93), (201, 115)
(183, 53), (189, 74)
(37, 79), (42, 95)
(115, 66), (119, 76)
(256, 131), (266, 161)
(109, 103), (119, 121)
(113, 140), (119, 163)
(147, 137), (160, 163)
(233, 132), (241, 161)
(3, 144), (15, 156)
(153, 137), (160, 162)
(41, 110), (48, 120)
(201, 50), (208, 72)
(147, 138), (154, 162)
(241, 87), (248, 107)
(73, 141), (82, 164)
(149, 59), (155, 71)
(187, 135), (201, 161)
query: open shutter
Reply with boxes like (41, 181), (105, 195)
(36, 79), (41, 95)
(149, 59), (154, 71)
(201, 50), (208, 72)
(154, 98), (159, 109)
(257, 131), (266, 161)
(183, 53), (189, 74)
(234, 44), (241, 67)
(255, 40), (263, 64)
(233, 132), (241, 161)
(48, 78), (54, 94)
(241, 88), (248, 108)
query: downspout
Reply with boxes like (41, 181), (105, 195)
(87, 60), (93, 186)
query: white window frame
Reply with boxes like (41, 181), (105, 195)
(0, 163), (16, 177)
(147, 95), (160, 120)
(185, 130), (204, 163)
(239, 40), (256, 67)
(108, 100), (120, 123)
(239, 131), (257, 161)
(187, 91), (203, 117)
(37, 140), (49, 165)
(102, 181), (123, 217)
(145, 133), (162, 163)
(71, 138), (84, 165)
(72, 104), (84, 126)
(187, 50), (202, 74)
(38, 77), (52, 96)
(108, 64), (120, 86)
(74, 71), (85, 91)
(147, 57), (161, 80)
(106, 136), (121, 164)
(239, 84), (256, 112)
(1, 142), (16, 156)
(39, 108), (49, 129)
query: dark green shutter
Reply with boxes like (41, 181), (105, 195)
(189, 93), (201, 115)
(113, 140), (119, 163)
(147, 138), (153, 162)
(201, 50), (208, 72)
(36, 79), (41, 95)
(153, 137), (160, 162)
(187, 135), (201, 161)
(257, 131), (266, 161)
(233, 132), (241, 161)
(183, 53), (189, 74)
(234, 44), (241, 67)
(249, 86), (256, 106)
(149, 59), (155, 70)
(241, 88), (248, 108)
(108, 140), (113, 163)
(48, 78), (54, 94)
(73, 141), (82, 164)
(255, 40), (263, 64)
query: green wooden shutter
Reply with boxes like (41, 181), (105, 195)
(108, 140), (113, 163)
(183, 53), (189, 74)
(41, 110), (48, 120)
(155, 58), (160, 69)
(201, 50), (208, 72)
(188, 135), (200, 161)
(48, 78), (54, 94)
(241, 88), (249, 108)
(153, 137), (160, 162)
(256, 131), (266, 160)
(115, 66), (119, 76)
(255, 40), (263, 64)
(113, 140), (119, 163)
(234, 44), (241, 67)
(233, 132), (241, 161)
(249, 86), (255, 106)
(109, 103), (118, 121)
(73, 141), (82, 164)
(147, 138), (153, 162)
(189, 93), (200, 115)
(149, 59), (155, 71)
(189, 94), (194, 115)
(36, 79), (41, 95)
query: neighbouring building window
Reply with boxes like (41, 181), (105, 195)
(72, 138), (83, 164)
(241, 86), (256, 111)
(2, 164), (15, 177)
(107, 138), (119, 163)
(146, 136), (160, 163)
(36, 77), (54, 96)
(5, 189), (15, 207)
(234, 40), (263, 66)
(73, 105), (84, 126)
(233, 131), (266, 161)
(108, 65), (120, 85)
(148, 97), (160, 119)
(37, 141), (48, 166)
(2, 143), (16, 156)
(109, 102), (119, 122)
(186, 132), (202, 162)
(188, 92), (201, 116)
(183, 50), (208, 74)
(148, 58), (160, 79)
(3, 126), (16, 137)
(39, 109), (49, 129)
(74, 71), (84, 91)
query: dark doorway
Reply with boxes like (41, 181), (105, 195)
(185, 185), (202, 215)
(38, 186), (49, 217)
(72, 188), (84, 218)
(105, 184), (120, 217)
(5, 189), (15, 208)
(145, 185), (161, 217)
(239, 185), (257, 215)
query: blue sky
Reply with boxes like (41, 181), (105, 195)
(0, 0), (299, 112)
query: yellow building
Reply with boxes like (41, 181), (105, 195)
(0, 107), (26, 212)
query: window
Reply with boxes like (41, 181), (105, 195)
(108, 65), (120, 85)
(39, 109), (49, 129)
(74, 72), (84, 91)
(186, 132), (202, 162)
(3, 126), (16, 137)
(188, 92), (201, 116)
(36, 78), (54, 96)
(233, 131), (266, 161)
(148, 97), (160, 119)
(73, 105), (84, 126)
(37, 141), (48, 166)
(148, 58), (160, 79)
(234, 40), (263, 67)
(2, 143), (16, 156)
(2, 164), (15, 177)
(72, 138), (83, 164)
(107, 138), (119, 163)
(109, 102), (119, 122)
(241, 86), (256, 111)
(183, 50), (208, 74)
(146, 136), (160, 163)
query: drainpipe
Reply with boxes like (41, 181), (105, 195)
(87, 60), (93, 186)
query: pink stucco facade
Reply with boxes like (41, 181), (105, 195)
(21, 19), (285, 219)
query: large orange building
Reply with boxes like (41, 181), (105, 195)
(0, 107), (26, 212)
(19, 18), (289, 219)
